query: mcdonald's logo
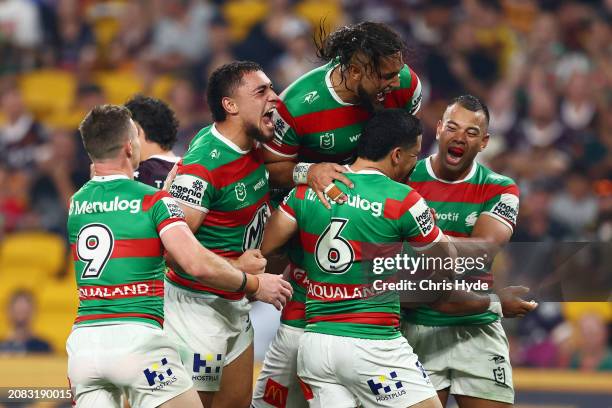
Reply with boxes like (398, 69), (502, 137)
(262, 378), (288, 408)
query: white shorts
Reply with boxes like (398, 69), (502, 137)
(67, 323), (193, 408)
(297, 332), (437, 408)
(252, 324), (307, 408)
(163, 283), (254, 392)
(401, 320), (514, 404)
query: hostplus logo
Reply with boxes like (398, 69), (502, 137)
(193, 353), (222, 382)
(367, 371), (406, 402)
(143, 358), (177, 390)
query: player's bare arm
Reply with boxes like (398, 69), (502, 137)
(161, 224), (292, 310)
(260, 207), (298, 257)
(177, 202), (267, 275)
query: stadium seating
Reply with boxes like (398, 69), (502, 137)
(18, 70), (76, 119)
(0, 232), (67, 277)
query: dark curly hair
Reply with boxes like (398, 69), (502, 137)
(316, 21), (405, 77)
(125, 95), (179, 151)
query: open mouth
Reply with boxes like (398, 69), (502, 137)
(446, 146), (465, 166)
(262, 108), (275, 129)
(375, 88), (392, 103)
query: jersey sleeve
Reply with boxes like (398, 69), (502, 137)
(480, 183), (520, 232)
(142, 190), (187, 236)
(263, 102), (300, 158)
(397, 190), (442, 251)
(169, 161), (217, 212)
(278, 185), (308, 223)
(384, 64), (423, 115)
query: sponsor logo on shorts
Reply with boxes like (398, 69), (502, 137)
(493, 367), (507, 387)
(143, 358), (177, 390)
(415, 360), (430, 383)
(409, 198), (435, 236)
(367, 371), (407, 402)
(490, 355), (506, 365)
(170, 174), (206, 207)
(192, 353), (222, 382)
(263, 378), (288, 408)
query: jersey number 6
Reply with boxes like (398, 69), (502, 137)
(315, 218), (355, 274)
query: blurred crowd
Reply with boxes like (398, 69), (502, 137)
(0, 0), (610, 371)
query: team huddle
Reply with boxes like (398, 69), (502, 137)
(66, 22), (537, 408)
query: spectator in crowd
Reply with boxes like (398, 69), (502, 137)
(147, 0), (215, 72)
(0, 290), (52, 354)
(568, 313), (612, 371)
(0, 83), (47, 172)
(234, 0), (309, 72)
(108, 0), (154, 68)
(550, 169), (599, 237)
(168, 77), (207, 155)
(30, 127), (88, 234)
(0, 0), (42, 72)
(45, 0), (97, 72)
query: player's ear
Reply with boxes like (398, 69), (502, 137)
(435, 120), (442, 140)
(390, 147), (402, 165)
(222, 96), (238, 116)
(125, 138), (133, 159)
(480, 132), (490, 151)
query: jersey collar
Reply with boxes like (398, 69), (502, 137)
(325, 64), (354, 107)
(211, 124), (251, 154)
(344, 165), (388, 177)
(91, 175), (129, 182)
(149, 154), (180, 163)
(425, 155), (477, 184)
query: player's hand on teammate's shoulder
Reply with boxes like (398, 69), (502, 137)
(307, 162), (353, 209)
(498, 286), (538, 318)
(235, 249), (267, 275)
(253, 273), (293, 310)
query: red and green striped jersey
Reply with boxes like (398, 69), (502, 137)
(263, 60), (422, 164)
(403, 156), (520, 326)
(269, 60), (421, 327)
(279, 168), (442, 340)
(67, 175), (187, 329)
(168, 124), (271, 299)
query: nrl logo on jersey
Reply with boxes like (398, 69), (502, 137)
(243, 203), (271, 251)
(235, 182), (247, 201)
(302, 90), (319, 104)
(320, 132), (335, 150)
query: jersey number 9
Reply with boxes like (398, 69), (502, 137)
(76, 223), (114, 279)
